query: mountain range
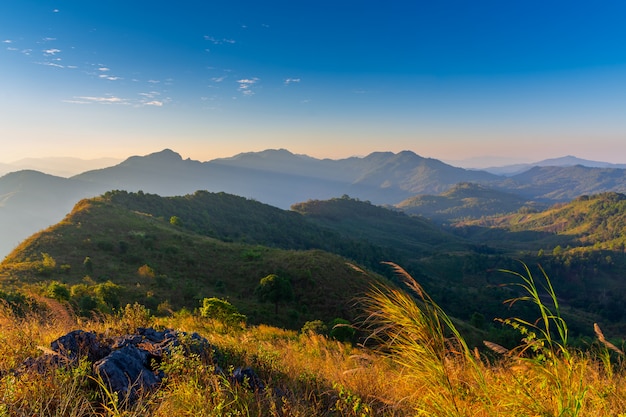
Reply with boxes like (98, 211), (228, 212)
(2, 148), (626, 259)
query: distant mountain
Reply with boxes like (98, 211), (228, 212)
(483, 155), (626, 176)
(2, 148), (626, 260)
(0, 170), (106, 257)
(499, 165), (626, 201)
(74, 148), (501, 207)
(395, 182), (545, 222)
(0, 156), (122, 177)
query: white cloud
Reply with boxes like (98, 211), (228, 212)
(144, 101), (163, 106)
(99, 74), (122, 81)
(148, 79), (160, 84)
(3, 40), (12, 44)
(284, 78), (301, 85)
(212, 76), (226, 83)
(42, 37), (57, 42)
(139, 91), (160, 99)
(41, 62), (65, 68)
(43, 48), (61, 56)
(74, 96), (128, 104)
(53, 9), (59, 13)
(204, 36), (236, 45)
(237, 78), (259, 95)
(98, 67), (110, 72)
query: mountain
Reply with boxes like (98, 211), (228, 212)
(74, 148), (501, 207)
(395, 182), (545, 222)
(2, 148), (626, 261)
(500, 165), (626, 201)
(483, 155), (626, 176)
(0, 156), (122, 177)
(0, 170), (106, 257)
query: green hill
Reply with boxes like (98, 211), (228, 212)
(0, 194), (384, 329)
(396, 182), (544, 222)
(292, 195), (465, 253)
(458, 192), (626, 252)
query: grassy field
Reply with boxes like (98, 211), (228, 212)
(1, 264), (625, 416)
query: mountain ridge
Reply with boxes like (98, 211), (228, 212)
(2, 148), (626, 260)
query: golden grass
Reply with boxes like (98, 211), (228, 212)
(1, 266), (626, 416)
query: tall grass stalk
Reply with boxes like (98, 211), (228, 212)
(362, 262), (491, 416)
(494, 262), (588, 417)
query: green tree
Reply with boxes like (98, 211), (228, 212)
(255, 274), (294, 314)
(46, 281), (70, 302)
(94, 281), (122, 309)
(200, 297), (246, 329)
(329, 318), (356, 343)
(83, 256), (93, 274)
(36, 252), (57, 275)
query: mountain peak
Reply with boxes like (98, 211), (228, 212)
(145, 149), (183, 161)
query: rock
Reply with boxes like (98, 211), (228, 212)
(51, 329), (109, 363)
(93, 344), (161, 404)
(231, 367), (265, 391)
(10, 326), (264, 406)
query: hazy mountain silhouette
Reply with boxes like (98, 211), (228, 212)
(0, 170), (106, 257)
(73, 149), (499, 207)
(484, 155), (626, 176)
(0, 156), (122, 177)
(500, 165), (626, 201)
(2, 148), (626, 260)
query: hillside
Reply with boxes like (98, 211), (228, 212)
(291, 195), (465, 256)
(458, 192), (626, 252)
(396, 182), (545, 222)
(0, 194), (384, 329)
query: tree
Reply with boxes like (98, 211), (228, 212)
(255, 274), (294, 314)
(200, 297), (246, 330)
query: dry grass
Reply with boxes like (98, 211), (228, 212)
(1, 266), (626, 416)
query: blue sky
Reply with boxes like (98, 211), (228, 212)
(2, 1), (626, 166)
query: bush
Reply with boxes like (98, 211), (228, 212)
(200, 297), (246, 330)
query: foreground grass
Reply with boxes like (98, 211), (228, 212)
(1, 266), (626, 416)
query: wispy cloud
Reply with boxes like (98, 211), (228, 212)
(40, 61), (64, 68)
(284, 78), (301, 85)
(43, 48), (61, 56)
(99, 74), (122, 81)
(138, 91), (169, 107)
(212, 75), (227, 83)
(66, 92), (168, 107)
(237, 78), (259, 96)
(3, 39), (12, 44)
(73, 95), (129, 104)
(98, 67), (110, 72)
(204, 35), (236, 45)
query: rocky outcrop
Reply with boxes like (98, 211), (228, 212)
(13, 327), (257, 405)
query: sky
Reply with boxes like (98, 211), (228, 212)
(2, 1), (626, 167)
